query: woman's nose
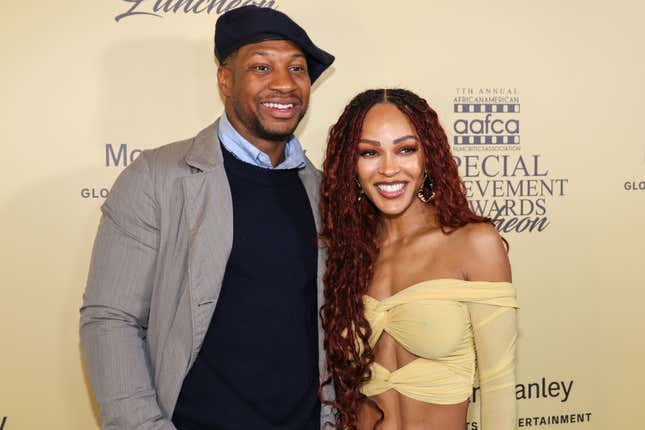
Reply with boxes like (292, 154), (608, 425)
(378, 153), (400, 176)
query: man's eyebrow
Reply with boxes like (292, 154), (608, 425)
(393, 135), (419, 144)
(358, 138), (380, 146)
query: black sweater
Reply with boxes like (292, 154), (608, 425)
(172, 146), (320, 430)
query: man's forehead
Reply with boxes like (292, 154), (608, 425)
(237, 40), (305, 58)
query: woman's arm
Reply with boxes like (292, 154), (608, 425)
(462, 223), (517, 430)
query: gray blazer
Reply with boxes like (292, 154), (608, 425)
(80, 120), (334, 429)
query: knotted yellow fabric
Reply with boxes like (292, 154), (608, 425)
(360, 279), (518, 429)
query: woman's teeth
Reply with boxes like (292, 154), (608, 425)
(376, 183), (405, 192)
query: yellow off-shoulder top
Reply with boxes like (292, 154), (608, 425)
(361, 279), (519, 429)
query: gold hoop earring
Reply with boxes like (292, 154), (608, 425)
(355, 177), (365, 202)
(417, 170), (435, 203)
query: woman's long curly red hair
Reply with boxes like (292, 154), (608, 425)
(319, 89), (493, 429)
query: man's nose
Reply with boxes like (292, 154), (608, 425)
(269, 67), (297, 93)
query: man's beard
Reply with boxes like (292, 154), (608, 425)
(249, 117), (300, 142)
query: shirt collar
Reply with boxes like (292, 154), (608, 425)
(217, 111), (306, 170)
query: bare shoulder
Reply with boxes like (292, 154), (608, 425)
(453, 222), (512, 283)
(456, 222), (505, 252)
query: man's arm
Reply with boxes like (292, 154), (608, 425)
(80, 152), (176, 430)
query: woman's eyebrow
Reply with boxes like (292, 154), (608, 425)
(393, 135), (419, 144)
(358, 138), (380, 146)
(359, 135), (419, 146)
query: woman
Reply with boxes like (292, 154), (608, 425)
(319, 89), (518, 430)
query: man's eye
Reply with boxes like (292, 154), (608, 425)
(253, 65), (271, 72)
(289, 65), (307, 73)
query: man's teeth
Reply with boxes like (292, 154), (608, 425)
(377, 183), (405, 192)
(263, 102), (294, 109)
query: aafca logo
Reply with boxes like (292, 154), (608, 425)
(451, 87), (569, 234)
(453, 88), (520, 151)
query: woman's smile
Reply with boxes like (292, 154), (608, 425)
(374, 181), (408, 198)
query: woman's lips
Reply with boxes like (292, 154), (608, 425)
(374, 182), (407, 199)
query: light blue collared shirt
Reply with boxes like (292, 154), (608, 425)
(217, 112), (306, 170)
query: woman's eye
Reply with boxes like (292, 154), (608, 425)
(400, 146), (418, 154)
(359, 150), (377, 157)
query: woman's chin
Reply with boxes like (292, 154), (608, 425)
(371, 198), (415, 218)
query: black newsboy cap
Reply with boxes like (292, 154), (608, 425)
(214, 6), (334, 83)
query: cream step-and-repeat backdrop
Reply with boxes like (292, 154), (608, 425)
(2, 1), (644, 429)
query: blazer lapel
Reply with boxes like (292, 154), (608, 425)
(182, 121), (234, 364)
(298, 163), (330, 388)
(298, 163), (321, 232)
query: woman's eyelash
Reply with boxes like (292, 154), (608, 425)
(400, 146), (418, 153)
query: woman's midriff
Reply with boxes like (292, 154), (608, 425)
(357, 333), (470, 430)
(357, 393), (469, 430)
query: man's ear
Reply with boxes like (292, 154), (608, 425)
(217, 65), (233, 97)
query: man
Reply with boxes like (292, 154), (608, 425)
(80, 6), (335, 429)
